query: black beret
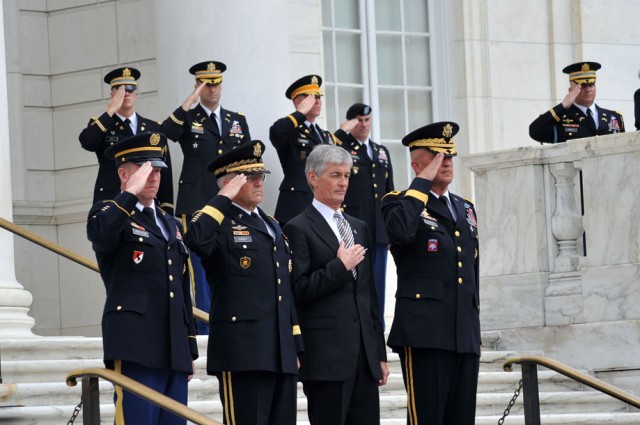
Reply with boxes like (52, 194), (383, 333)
(105, 132), (168, 168)
(346, 103), (372, 120)
(402, 121), (459, 156)
(207, 140), (270, 178)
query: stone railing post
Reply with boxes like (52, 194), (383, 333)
(549, 162), (583, 273)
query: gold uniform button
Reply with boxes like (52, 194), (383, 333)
(169, 292), (175, 298)
(168, 259), (173, 265)
(372, 164), (376, 168)
(169, 275), (174, 282)
(372, 174), (376, 178)
(457, 246), (462, 252)
(373, 183), (378, 188)
(455, 230), (460, 237)
(290, 187), (295, 191)
(273, 246), (277, 252)
(415, 293), (421, 299)
(278, 295), (282, 302)
(218, 149), (222, 154)
(458, 262), (462, 268)
(276, 262), (280, 267)
(278, 278), (282, 284)
(458, 278), (463, 284)
(116, 306), (122, 311)
(231, 316), (237, 322)
(431, 226), (436, 230)
(99, 188), (104, 192)
(139, 237), (143, 242)
(243, 245), (247, 249)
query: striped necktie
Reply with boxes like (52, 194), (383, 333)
(334, 213), (357, 279)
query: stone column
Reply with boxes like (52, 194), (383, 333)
(0, 1), (36, 338)
(549, 162), (583, 272)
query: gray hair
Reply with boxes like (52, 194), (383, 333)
(217, 172), (236, 189)
(305, 144), (353, 187)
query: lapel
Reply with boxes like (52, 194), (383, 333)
(306, 123), (322, 145)
(220, 108), (231, 138)
(133, 207), (163, 239)
(307, 205), (340, 252)
(194, 104), (217, 135)
(344, 214), (366, 280)
(427, 194), (455, 224)
(351, 136), (371, 164)
(135, 113), (149, 134)
(157, 207), (176, 243)
(114, 115), (133, 136)
(450, 194), (466, 227)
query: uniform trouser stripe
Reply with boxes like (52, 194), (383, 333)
(113, 360), (125, 425)
(182, 214), (197, 303)
(222, 372), (237, 425)
(404, 347), (418, 425)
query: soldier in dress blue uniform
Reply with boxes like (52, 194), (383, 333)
(529, 61), (625, 143)
(185, 140), (303, 425)
(381, 122), (480, 425)
(270, 74), (337, 224)
(161, 61), (251, 334)
(87, 132), (198, 425)
(79, 67), (174, 214)
(334, 103), (394, 327)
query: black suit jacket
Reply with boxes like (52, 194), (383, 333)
(381, 178), (480, 355)
(162, 104), (251, 216)
(87, 191), (197, 372)
(334, 130), (394, 244)
(284, 204), (386, 382)
(634, 89), (640, 131)
(79, 112), (174, 213)
(270, 111), (336, 223)
(185, 195), (303, 375)
(529, 103), (624, 143)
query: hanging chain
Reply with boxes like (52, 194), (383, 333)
(498, 379), (522, 425)
(67, 401), (82, 425)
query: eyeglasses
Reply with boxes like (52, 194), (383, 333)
(246, 174), (267, 182)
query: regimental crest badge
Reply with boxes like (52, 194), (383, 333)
(133, 251), (144, 264)
(149, 133), (160, 145)
(442, 123), (453, 138)
(240, 256), (251, 269)
(254, 142), (262, 157)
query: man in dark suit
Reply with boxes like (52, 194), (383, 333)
(162, 61), (251, 333)
(185, 140), (303, 425)
(335, 103), (394, 326)
(530, 61), (625, 143)
(283, 144), (388, 425)
(79, 67), (174, 214)
(270, 74), (337, 224)
(87, 132), (198, 425)
(381, 122), (480, 425)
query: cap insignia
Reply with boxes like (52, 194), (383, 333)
(122, 68), (132, 78)
(149, 133), (160, 146)
(582, 63), (590, 72)
(253, 143), (262, 157)
(442, 123), (453, 138)
(311, 75), (319, 85)
(207, 62), (217, 71)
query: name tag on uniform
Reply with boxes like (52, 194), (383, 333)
(191, 125), (204, 134)
(234, 236), (252, 243)
(132, 228), (149, 238)
(297, 138), (310, 146)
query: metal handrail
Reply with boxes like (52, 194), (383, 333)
(0, 215), (209, 324)
(66, 368), (221, 425)
(503, 355), (640, 425)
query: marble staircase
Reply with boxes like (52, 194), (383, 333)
(1, 336), (639, 424)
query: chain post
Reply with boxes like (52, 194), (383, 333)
(497, 379), (522, 425)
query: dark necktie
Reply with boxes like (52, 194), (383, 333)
(211, 113), (220, 136)
(251, 212), (271, 237)
(586, 108), (597, 131)
(142, 207), (162, 235)
(123, 118), (134, 135)
(360, 142), (370, 160)
(333, 213), (358, 279)
(439, 196), (456, 221)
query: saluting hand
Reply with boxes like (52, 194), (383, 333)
(336, 240), (366, 272)
(339, 118), (359, 133)
(218, 174), (247, 200)
(417, 152), (444, 182)
(181, 82), (206, 111)
(295, 94), (316, 116)
(106, 86), (125, 116)
(123, 161), (154, 196)
(562, 82), (582, 109)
